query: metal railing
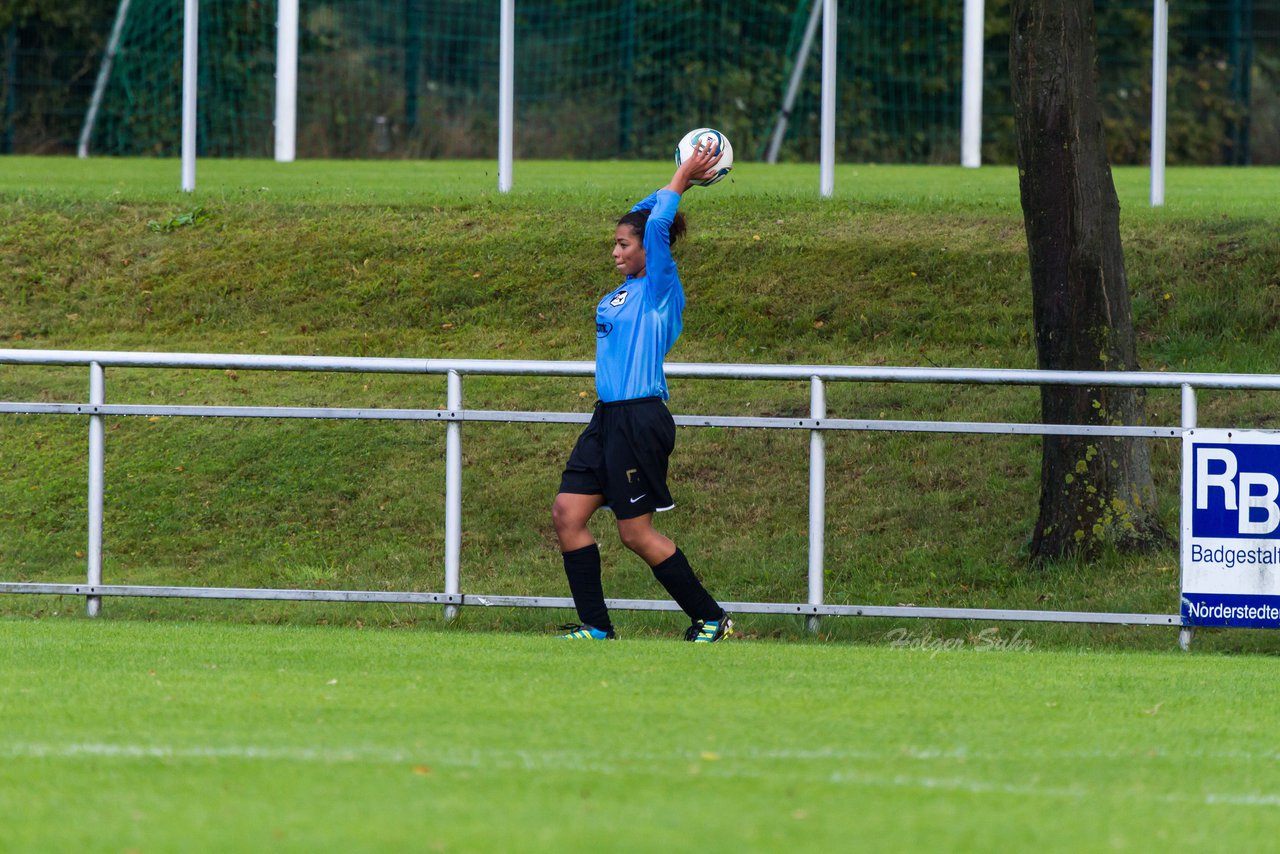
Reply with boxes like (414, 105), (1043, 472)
(8, 346), (1272, 634)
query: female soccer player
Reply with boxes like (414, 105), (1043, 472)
(551, 140), (732, 643)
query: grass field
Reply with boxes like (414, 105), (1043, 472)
(5, 617), (1280, 852)
(2, 156), (1277, 217)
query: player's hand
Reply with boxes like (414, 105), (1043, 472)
(670, 138), (722, 192)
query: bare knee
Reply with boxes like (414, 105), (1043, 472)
(553, 493), (601, 550)
(551, 496), (573, 534)
(551, 498), (580, 536)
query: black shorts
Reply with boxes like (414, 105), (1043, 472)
(558, 396), (677, 520)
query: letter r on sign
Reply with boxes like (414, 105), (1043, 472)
(1197, 447), (1238, 510)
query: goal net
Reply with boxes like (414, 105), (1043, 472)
(81, 0), (966, 162)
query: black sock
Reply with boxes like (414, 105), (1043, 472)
(651, 548), (723, 623)
(562, 544), (611, 632)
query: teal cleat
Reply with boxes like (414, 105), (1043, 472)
(557, 624), (616, 640)
(685, 615), (734, 643)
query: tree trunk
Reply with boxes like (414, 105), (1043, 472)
(1010, 0), (1167, 560)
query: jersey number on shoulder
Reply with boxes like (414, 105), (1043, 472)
(609, 290), (628, 307)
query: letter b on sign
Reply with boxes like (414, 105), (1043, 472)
(1240, 472), (1280, 534)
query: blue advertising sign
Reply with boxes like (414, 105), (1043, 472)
(1182, 430), (1280, 628)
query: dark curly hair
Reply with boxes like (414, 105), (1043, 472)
(617, 209), (687, 246)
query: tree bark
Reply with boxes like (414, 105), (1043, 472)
(1010, 0), (1168, 560)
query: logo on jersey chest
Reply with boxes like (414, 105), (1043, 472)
(609, 290), (629, 308)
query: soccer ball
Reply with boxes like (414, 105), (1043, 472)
(675, 127), (733, 186)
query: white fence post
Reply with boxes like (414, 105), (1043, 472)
(86, 362), (105, 616)
(1179, 382), (1197, 651)
(808, 376), (826, 633)
(444, 370), (463, 620)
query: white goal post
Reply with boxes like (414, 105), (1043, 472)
(274, 0), (299, 163)
(181, 0), (197, 192)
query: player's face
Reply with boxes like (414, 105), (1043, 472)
(612, 225), (646, 279)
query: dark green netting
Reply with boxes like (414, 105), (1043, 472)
(3, 0), (1277, 163)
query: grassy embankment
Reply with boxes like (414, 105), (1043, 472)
(2, 157), (1278, 650)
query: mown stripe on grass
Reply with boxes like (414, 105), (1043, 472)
(6, 741), (1280, 810)
(10, 740), (1280, 765)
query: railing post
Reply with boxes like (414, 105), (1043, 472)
(1180, 383), (1197, 433)
(86, 362), (105, 617)
(808, 376), (826, 633)
(1179, 383), (1196, 651)
(444, 370), (462, 620)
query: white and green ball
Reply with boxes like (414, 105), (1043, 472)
(675, 127), (734, 186)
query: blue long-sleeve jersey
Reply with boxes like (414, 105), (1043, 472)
(594, 189), (686, 403)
